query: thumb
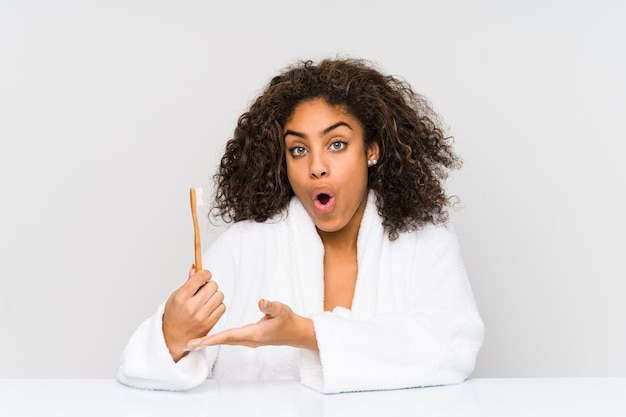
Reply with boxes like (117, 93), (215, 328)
(258, 299), (275, 315)
(188, 264), (196, 280)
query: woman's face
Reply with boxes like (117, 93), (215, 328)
(283, 99), (379, 234)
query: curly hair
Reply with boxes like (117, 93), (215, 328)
(212, 58), (461, 240)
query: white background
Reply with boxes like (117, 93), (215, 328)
(1, 0), (624, 378)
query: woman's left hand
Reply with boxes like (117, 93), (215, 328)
(185, 299), (319, 352)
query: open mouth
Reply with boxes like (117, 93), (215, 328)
(312, 190), (335, 214)
(317, 193), (331, 205)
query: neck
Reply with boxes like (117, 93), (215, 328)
(317, 228), (358, 251)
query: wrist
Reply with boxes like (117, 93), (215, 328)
(162, 319), (186, 362)
(297, 317), (319, 352)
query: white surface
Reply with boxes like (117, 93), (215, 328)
(1, 0), (625, 379)
(0, 378), (625, 417)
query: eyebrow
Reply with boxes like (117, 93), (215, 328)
(284, 121), (353, 139)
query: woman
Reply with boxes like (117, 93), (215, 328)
(117, 58), (484, 393)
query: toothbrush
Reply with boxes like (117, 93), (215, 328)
(189, 187), (203, 271)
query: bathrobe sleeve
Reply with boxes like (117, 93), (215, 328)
(116, 301), (217, 391)
(299, 224), (484, 394)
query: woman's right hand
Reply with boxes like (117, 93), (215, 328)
(162, 265), (226, 362)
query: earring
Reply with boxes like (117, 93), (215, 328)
(367, 159), (378, 167)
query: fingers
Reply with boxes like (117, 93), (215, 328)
(182, 268), (213, 297)
(186, 331), (224, 350)
(188, 324), (258, 349)
(194, 283), (225, 316)
(207, 302), (226, 328)
(172, 267), (224, 318)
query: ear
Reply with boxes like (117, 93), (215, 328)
(367, 141), (380, 161)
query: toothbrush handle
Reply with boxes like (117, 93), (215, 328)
(190, 188), (202, 271)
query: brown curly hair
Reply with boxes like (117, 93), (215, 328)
(212, 58), (461, 240)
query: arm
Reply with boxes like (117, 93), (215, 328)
(116, 302), (216, 391)
(302, 304), (483, 393)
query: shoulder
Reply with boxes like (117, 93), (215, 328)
(203, 210), (291, 279)
(209, 209), (290, 249)
(395, 221), (458, 244)
(391, 221), (462, 260)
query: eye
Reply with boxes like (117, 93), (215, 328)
(289, 146), (307, 157)
(329, 141), (347, 151)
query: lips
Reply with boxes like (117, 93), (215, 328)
(312, 188), (336, 214)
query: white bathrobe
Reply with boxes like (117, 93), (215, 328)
(117, 192), (484, 394)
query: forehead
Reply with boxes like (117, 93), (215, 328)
(284, 99), (360, 129)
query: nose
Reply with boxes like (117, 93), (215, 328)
(309, 152), (328, 178)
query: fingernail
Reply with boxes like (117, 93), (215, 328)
(262, 299), (269, 310)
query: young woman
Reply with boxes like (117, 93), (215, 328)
(117, 58), (484, 394)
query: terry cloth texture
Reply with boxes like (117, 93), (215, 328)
(117, 192), (484, 393)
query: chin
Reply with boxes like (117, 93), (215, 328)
(313, 219), (348, 234)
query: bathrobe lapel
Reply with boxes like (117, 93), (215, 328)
(352, 191), (385, 318)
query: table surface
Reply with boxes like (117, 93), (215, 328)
(0, 378), (624, 416)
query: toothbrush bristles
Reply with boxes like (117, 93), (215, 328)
(194, 187), (203, 206)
